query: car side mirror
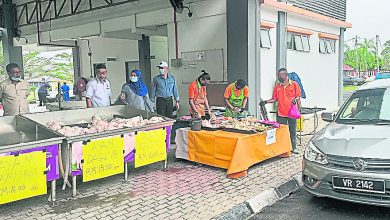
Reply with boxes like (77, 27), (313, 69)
(321, 112), (334, 122)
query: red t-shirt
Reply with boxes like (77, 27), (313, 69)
(272, 80), (301, 117)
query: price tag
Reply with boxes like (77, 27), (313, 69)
(266, 129), (276, 145)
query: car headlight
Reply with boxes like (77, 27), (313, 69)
(304, 141), (328, 165)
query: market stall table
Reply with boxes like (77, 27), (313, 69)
(0, 116), (64, 205)
(175, 125), (292, 178)
(22, 106), (174, 196)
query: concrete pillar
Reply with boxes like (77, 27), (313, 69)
(227, 0), (261, 117)
(138, 35), (152, 91)
(72, 46), (81, 81)
(276, 11), (287, 71)
(1, 3), (24, 77)
(338, 28), (346, 106)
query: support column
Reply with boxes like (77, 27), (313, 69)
(227, 0), (261, 117)
(72, 46), (81, 82)
(276, 11), (287, 71)
(338, 28), (346, 106)
(1, 3), (24, 77)
(138, 35), (152, 91)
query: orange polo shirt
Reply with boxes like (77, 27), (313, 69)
(272, 80), (301, 117)
(189, 81), (207, 99)
(224, 83), (249, 99)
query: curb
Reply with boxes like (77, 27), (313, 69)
(213, 173), (303, 220)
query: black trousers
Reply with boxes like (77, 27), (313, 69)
(277, 116), (297, 150)
(38, 93), (47, 106)
(156, 97), (174, 118)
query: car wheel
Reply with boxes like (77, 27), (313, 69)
(353, 81), (358, 86)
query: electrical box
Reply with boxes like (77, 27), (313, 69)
(171, 58), (183, 67)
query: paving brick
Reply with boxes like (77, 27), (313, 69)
(0, 117), (326, 220)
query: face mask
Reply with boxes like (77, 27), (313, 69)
(9, 75), (22, 82)
(130, 76), (138, 83)
(159, 69), (165, 75)
(278, 77), (285, 83)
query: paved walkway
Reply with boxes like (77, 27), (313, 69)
(0, 116), (328, 220)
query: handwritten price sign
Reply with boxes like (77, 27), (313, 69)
(82, 136), (124, 182)
(0, 151), (47, 204)
(135, 129), (167, 168)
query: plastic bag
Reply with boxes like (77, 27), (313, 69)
(288, 102), (301, 119)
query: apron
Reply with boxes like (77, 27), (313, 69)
(190, 82), (206, 117)
(224, 83), (245, 118)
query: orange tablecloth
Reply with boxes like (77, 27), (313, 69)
(187, 125), (292, 178)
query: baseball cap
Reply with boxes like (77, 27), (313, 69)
(157, 61), (168, 68)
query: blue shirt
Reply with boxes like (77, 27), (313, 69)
(61, 84), (70, 93)
(150, 74), (180, 102)
(38, 82), (50, 94)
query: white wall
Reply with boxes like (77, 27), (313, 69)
(78, 37), (139, 99)
(260, 27), (278, 119)
(167, 0), (227, 116)
(150, 36), (169, 80)
(286, 13), (340, 109)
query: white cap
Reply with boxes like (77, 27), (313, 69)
(157, 61), (168, 68)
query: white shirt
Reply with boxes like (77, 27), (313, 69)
(86, 78), (112, 107)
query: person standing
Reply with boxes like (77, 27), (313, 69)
(223, 79), (249, 118)
(262, 68), (301, 154)
(38, 78), (50, 106)
(86, 64), (112, 108)
(61, 82), (70, 102)
(119, 70), (154, 112)
(188, 71), (211, 118)
(150, 61), (180, 118)
(0, 63), (30, 116)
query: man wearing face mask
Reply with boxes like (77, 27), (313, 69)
(86, 64), (112, 108)
(150, 61), (180, 118)
(0, 63), (30, 116)
(224, 79), (249, 118)
(262, 68), (301, 154)
(188, 71), (211, 118)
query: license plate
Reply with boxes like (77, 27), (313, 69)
(332, 176), (385, 194)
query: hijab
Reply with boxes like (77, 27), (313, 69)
(128, 70), (148, 97)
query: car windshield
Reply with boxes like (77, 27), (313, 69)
(336, 88), (390, 124)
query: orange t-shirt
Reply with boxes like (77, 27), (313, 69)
(224, 84), (249, 99)
(189, 81), (207, 99)
(272, 80), (301, 117)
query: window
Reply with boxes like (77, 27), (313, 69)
(260, 29), (272, 48)
(319, 38), (336, 54)
(287, 32), (293, 49)
(287, 32), (310, 52)
(302, 36), (310, 52)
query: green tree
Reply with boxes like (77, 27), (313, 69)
(381, 40), (390, 70)
(344, 38), (383, 72)
(0, 44), (4, 79)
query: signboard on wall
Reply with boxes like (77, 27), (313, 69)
(180, 49), (225, 82)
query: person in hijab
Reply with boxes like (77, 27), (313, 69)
(119, 70), (154, 112)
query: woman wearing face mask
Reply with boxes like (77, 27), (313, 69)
(118, 70), (154, 112)
(188, 70), (211, 118)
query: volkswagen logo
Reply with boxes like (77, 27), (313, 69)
(353, 158), (367, 172)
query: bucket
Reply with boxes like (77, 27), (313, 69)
(296, 115), (304, 132)
(190, 119), (202, 131)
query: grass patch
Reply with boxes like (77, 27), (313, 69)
(343, 86), (358, 91)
